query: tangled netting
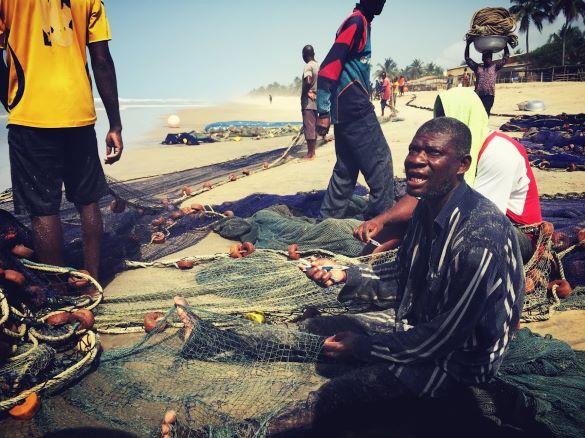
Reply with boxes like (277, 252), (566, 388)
(500, 114), (585, 171)
(466, 7), (518, 48)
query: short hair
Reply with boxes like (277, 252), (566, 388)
(302, 45), (314, 58)
(415, 117), (471, 157)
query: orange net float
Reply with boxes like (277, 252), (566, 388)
(3, 269), (25, 287)
(223, 210), (234, 217)
(68, 270), (91, 289)
(151, 232), (166, 244)
(160, 197), (170, 206)
(524, 277), (535, 295)
(190, 203), (204, 213)
(262, 161), (270, 169)
(242, 169), (251, 176)
(578, 228), (585, 248)
(228, 173), (238, 182)
(11, 244), (34, 259)
(288, 244), (300, 260)
(144, 311), (167, 333)
(180, 206), (193, 216)
(176, 259), (195, 270)
(202, 181), (213, 190)
(548, 279), (573, 299)
(181, 186), (192, 196)
(69, 309), (95, 330)
(228, 242), (256, 258)
(151, 216), (165, 227)
(8, 393), (41, 420)
(540, 221), (554, 238)
(109, 198), (126, 214)
(46, 311), (71, 326)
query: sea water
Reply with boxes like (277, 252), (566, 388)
(0, 98), (206, 191)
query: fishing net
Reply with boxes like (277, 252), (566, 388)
(466, 7), (518, 48)
(500, 114), (585, 171)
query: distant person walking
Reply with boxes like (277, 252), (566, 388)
(465, 40), (509, 116)
(0, 0), (123, 280)
(379, 71), (391, 117)
(462, 67), (471, 87)
(446, 74), (454, 90)
(301, 45), (319, 159)
(269, 94), (273, 104)
(398, 75), (406, 96)
(316, 0), (393, 220)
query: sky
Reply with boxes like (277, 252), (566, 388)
(81, 1), (585, 103)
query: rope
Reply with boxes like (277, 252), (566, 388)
(466, 7), (518, 48)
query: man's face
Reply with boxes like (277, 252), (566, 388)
(482, 52), (493, 65)
(362, 0), (386, 16)
(404, 131), (469, 200)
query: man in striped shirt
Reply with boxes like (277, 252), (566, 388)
(291, 117), (525, 431)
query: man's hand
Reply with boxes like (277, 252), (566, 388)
(307, 90), (316, 101)
(321, 331), (362, 360)
(104, 128), (123, 165)
(316, 115), (331, 136)
(353, 217), (384, 243)
(300, 258), (347, 287)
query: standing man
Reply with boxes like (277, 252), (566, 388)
(462, 67), (471, 87)
(0, 0), (123, 281)
(465, 40), (509, 116)
(398, 74), (406, 96)
(301, 45), (319, 159)
(379, 71), (391, 117)
(316, 0), (394, 220)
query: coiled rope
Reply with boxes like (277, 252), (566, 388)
(466, 7), (518, 48)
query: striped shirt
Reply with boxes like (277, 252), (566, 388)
(342, 183), (525, 397)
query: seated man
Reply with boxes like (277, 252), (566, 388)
(164, 118), (525, 435)
(356, 87), (542, 262)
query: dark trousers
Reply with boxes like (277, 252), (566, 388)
(479, 94), (495, 116)
(320, 111), (394, 220)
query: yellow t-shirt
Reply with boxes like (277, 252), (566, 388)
(0, 0), (111, 128)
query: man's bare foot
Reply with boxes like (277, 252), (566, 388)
(303, 153), (316, 160)
(174, 296), (197, 341)
(161, 409), (176, 438)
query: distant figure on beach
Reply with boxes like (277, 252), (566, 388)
(355, 87), (541, 263)
(379, 72), (391, 117)
(301, 45), (320, 159)
(0, 0), (123, 280)
(398, 75), (406, 96)
(446, 74), (454, 90)
(269, 94), (273, 104)
(316, 0), (394, 220)
(465, 40), (509, 116)
(462, 67), (471, 87)
(392, 76), (399, 109)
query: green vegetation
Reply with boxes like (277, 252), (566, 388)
(529, 25), (585, 66)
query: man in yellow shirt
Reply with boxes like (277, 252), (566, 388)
(0, 0), (123, 280)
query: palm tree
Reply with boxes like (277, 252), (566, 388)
(551, 0), (585, 65)
(404, 59), (425, 80)
(424, 62), (444, 77)
(374, 57), (398, 79)
(509, 0), (552, 54)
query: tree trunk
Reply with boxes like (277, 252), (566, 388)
(526, 28), (530, 55)
(561, 21), (568, 66)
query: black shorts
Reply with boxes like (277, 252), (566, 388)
(8, 124), (109, 216)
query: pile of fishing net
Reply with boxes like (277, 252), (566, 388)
(0, 232), (101, 422)
(202, 121), (303, 142)
(465, 7), (518, 48)
(500, 114), (585, 171)
(3, 249), (585, 437)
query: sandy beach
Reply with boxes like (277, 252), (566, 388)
(102, 81), (585, 350)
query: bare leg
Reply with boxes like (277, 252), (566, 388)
(31, 215), (65, 268)
(305, 139), (316, 159)
(77, 202), (103, 279)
